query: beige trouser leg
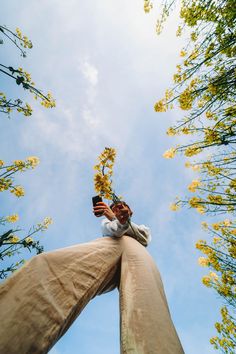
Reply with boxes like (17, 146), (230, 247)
(0, 236), (184, 354)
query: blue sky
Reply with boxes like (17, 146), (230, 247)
(1, 1), (223, 353)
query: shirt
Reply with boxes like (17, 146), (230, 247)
(101, 218), (151, 247)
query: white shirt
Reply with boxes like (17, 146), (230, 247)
(101, 218), (151, 247)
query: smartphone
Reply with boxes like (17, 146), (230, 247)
(92, 195), (103, 216)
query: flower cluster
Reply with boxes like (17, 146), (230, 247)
(0, 214), (53, 279)
(15, 27), (33, 49)
(93, 147), (117, 200)
(143, 0), (153, 13)
(0, 157), (40, 197)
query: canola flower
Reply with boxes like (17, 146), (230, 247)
(198, 257), (210, 267)
(0, 157), (40, 197)
(6, 214), (19, 223)
(143, 0), (153, 13)
(170, 203), (180, 211)
(11, 186), (25, 197)
(93, 147), (117, 201)
(163, 147), (176, 159)
(25, 237), (33, 244)
(188, 179), (201, 192)
(8, 235), (20, 244)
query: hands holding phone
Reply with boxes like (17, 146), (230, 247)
(93, 200), (116, 221)
(93, 196), (131, 225)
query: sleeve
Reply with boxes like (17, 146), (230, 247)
(128, 222), (151, 247)
(101, 218), (130, 238)
(101, 218), (152, 247)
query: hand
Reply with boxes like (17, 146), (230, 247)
(93, 202), (116, 221)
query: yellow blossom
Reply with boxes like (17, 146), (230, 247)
(143, 0), (153, 13)
(209, 271), (218, 280)
(166, 127), (176, 136)
(0, 160), (4, 167)
(11, 186), (25, 197)
(201, 222), (208, 229)
(202, 275), (211, 287)
(185, 146), (202, 157)
(6, 214), (19, 223)
(223, 219), (231, 227)
(27, 156), (40, 168)
(25, 237), (33, 244)
(14, 160), (26, 170)
(163, 148), (176, 159)
(182, 127), (191, 134)
(43, 217), (53, 229)
(180, 49), (187, 57)
(212, 223), (220, 231)
(154, 99), (167, 112)
(195, 239), (207, 250)
(9, 235), (20, 243)
(170, 203), (180, 211)
(178, 88), (193, 110)
(185, 161), (191, 168)
(196, 206), (205, 214)
(198, 257), (209, 267)
(188, 179), (201, 192)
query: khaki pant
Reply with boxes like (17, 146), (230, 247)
(0, 236), (184, 354)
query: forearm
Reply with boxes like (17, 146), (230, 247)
(102, 218), (129, 238)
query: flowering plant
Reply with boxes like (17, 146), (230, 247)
(93, 147), (121, 204)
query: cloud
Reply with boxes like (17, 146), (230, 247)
(80, 60), (98, 87)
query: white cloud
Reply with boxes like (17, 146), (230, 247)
(80, 60), (98, 87)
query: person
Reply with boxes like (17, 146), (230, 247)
(93, 200), (151, 247)
(0, 200), (185, 354)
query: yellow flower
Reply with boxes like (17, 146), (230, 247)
(143, 0), (153, 13)
(202, 275), (211, 287)
(198, 257), (209, 267)
(176, 26), (182, 37)
(223, 219), (231, 227)
(195, 239), (207, 250)
(201, 222), (208, 229)
(165, 89), (173, 100)
(185, 161), (191, 168)
(209, 271), (218, 280)
(6, 214), (19, 223)
(11, 186), (25, 197)
(0, 160), (4, 167)
(163, 148), (176, 159)
(170, 203), (180, 211)
(43, 217), (53, 229)
(154, 99), (167, 112)
(27, 156), (40, 168)
(212, 223), (220, 231)
(185, 146), (202, 157)
(14, 160), (26, 170)
(180, 50), (187, 57)
(213, 237), (221, 244)
(188, 179), (201, 192)
(166, 127), (176, 136)
(191, 164), (200, 172)
(178, 88), (193, 110)
(196, 206), (205, 214)
(25, 237), (33, 244)
(9, 235), (20, 243)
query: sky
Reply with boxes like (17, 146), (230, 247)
(1, 1), (223, 353)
